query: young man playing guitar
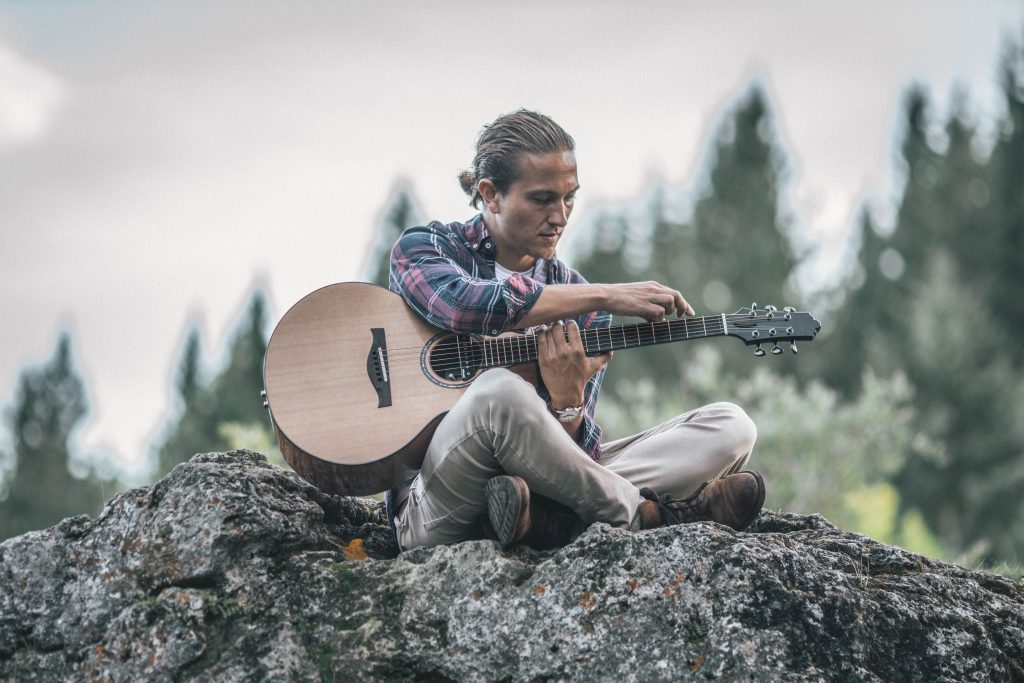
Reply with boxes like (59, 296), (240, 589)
(387, 110), (765, 550)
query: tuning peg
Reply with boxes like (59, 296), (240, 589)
(790, 342), (798, 355)
(771, 343), (783, 355)
(753, 344), (766, 358)
(783, 306), (794, 321)
(749, 303), (758, 319)
(765, 305), (777, 319)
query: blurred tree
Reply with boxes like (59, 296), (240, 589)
(571, 210), (668, 432)
(802, 210), (893, 395)
(814, 68), (1024, 563)
(688, 88), (798, 318)
(0, 334), (106, 539)
(573, 87), (803, 437)
(154, 292), (279, 477)
(364, 185), (422, 288)
(986, 43), (1024, 358)
(153, 327), (214, 478)
(891, 51), (1024, 562)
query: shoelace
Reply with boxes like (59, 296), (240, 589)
(640, 481), (710, 525)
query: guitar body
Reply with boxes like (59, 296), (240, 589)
(264, 282), (469, 496)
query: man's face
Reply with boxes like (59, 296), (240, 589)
(483, 151), (579, 271)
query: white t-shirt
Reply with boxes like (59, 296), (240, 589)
(494, 258), (548, 284)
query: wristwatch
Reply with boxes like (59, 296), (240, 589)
(548, 400), (584, 423)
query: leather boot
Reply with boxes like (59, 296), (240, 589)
(637, 471), (766, 532)
(483, 475), (585, 549)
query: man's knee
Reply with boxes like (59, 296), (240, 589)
(468, 368), (535, 401)
(463, 369), (545, 425)
(705, 402), (757, 460)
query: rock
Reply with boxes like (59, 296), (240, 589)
(0, 450), (1021, 681)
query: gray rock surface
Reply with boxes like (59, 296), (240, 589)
(1, 450), (1021, 681)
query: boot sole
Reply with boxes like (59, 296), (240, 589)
(484, 476), (530, 546)
(735, 470), (766, 532)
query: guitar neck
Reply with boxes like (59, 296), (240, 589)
(478, 315), (731, 369)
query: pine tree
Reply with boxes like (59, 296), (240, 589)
(689, 88), (798, 320)
(571, 209), (672, 432)
(817, 78), (1024, 563)
(805, 210), (894, 396)
(208, 293), (270, 427)
(987, 42), (1024, 360)
(893, 49), (1024, 562)
(153, 327), (214, 478)
(364, 186), (422, 287)
(154, 292), (274, 477)
(0, 334), (106, 539)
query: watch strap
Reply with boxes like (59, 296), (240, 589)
(548, 400), (584, 423)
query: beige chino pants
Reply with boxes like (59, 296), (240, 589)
(396, 368), (756, 549)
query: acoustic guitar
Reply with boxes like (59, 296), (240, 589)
(262, 282), (820, 496)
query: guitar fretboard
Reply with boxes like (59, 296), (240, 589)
(477, 315), (729, 369)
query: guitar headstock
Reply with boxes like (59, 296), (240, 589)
(726, 303), (821, 357)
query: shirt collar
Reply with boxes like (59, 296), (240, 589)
(463, 213), (489, 252)
(462, 213), (567, 283)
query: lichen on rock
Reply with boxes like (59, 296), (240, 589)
(1, 450), (1021, 681)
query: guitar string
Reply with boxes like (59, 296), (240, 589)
(378, 319), (803, 370)
(373, 314), (798, 359)
(374, 318), (803, 364)
(375, 315), (801, 357)
(378, 323), (733, 361)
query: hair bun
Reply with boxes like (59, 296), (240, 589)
(458, 169), (476, 196)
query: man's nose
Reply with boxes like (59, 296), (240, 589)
(549, 201), (570, 226)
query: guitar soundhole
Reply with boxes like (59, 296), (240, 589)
(422, 333), (482, 388)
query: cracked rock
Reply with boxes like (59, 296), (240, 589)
(1, 450), (1021, 681)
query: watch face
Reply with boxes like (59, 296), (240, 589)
(556, 407), (582, 422)
(549, 400), (583, 422)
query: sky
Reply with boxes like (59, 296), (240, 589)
(1, 0), (1022, 478)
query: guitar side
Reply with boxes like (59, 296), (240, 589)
(263, 282), (467, 495)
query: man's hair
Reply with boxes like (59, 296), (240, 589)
(458, 109), (575, 208)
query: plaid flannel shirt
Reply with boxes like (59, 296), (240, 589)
(389, 214), (610, 460)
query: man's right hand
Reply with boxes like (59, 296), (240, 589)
(517, 280), (694, 329)
(602, 281), (694, 321)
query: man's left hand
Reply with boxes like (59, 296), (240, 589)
(536, 320), (612, 409)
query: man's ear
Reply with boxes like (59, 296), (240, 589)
(478, 179), (501, 213)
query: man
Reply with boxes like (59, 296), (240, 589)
(387, 110), (763, 551)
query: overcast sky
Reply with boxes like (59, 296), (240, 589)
(1, 1), (1022, 478)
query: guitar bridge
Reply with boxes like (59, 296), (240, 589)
(366, 327), (392, 408)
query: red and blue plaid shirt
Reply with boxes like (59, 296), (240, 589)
(389, 214), (610, 460)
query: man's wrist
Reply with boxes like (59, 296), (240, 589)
(547, 393), (585, 411)
(548, 399), (584, 423)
